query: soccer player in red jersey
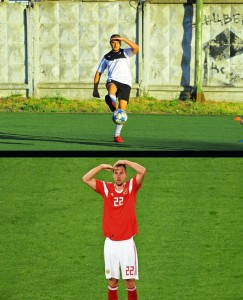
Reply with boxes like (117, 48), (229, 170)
(82, 160), (146, 300)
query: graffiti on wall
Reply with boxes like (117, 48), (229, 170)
(203, 13), (243, 26)
(201, 11), (243, 86)
(203, 28), (243, 60)
(192, 12), (243, 28)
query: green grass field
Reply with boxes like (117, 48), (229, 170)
(0, 113), (242, 151)
(1, 158), (243, 300)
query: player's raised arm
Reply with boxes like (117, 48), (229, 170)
(82, 164), (113, 190)
(113, 160), (146, 185)
(111, 36), (139, 55)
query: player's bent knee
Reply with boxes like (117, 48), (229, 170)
(107, 83), (117, 95)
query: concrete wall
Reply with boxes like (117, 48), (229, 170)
(143, 2), (243, 101)
(201, 3), (243, 101)
(0, 2), (28, 96)
(0, 0), (243, 101)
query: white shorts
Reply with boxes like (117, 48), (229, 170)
(104, 237), (139, 280)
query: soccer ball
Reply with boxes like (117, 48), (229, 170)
(112, 109), (128, 125)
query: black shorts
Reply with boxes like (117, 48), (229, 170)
(106, 80), (131, 103)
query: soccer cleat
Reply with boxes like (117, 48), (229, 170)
(114, 136), (124, 143)
(105, 95), (116, 112)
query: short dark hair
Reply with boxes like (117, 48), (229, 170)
(110, 34), (120, 41)
(113, 164), (126, 172)
(110, 34), (121, 45)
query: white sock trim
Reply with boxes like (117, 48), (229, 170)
(109, 95), (116, 104)
(108, 285), (118, 291)
(127, 286), (136, 292)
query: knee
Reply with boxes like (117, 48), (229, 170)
(125, 279), (136, 289)
(108, 278), (119, 288)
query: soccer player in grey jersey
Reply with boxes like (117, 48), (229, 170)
(93, 35), (139, 143)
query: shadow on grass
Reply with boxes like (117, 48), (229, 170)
(0, 132), (126, 149)
(0, 131), (243, 152)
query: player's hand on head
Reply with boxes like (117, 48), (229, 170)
(101, 164), (113, 171)
(111, 36), (123, 42)
(113, 160), (126, 168)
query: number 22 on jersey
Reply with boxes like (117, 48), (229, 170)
(114, 196), (124, 207)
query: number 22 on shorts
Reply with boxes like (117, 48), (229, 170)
(125, 266), (135, 276)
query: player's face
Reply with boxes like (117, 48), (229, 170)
(110, 40), (121, 52)
(113, 166), (127, 186)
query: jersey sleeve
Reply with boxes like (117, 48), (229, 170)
(96, 57), (107, 73)
(95, 179), (104, 195)
(124, 48), (134, 57)
(130, 176), (142, 194)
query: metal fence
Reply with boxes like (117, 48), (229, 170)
(0, 0), (243, 101)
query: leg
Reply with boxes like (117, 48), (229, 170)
(104, 238), (120, 299)
(109, 278), (119, 288)
(108, 278), (119, 300)
(120, 238), (139, 299)
(105, 83), (117, 112)
(112, 81), (130, 142)
(107, 83), (117, 96)
(118, 99), (127, 111)
(125, 279), (136, 289)
(125, 279), (138, 300)
(114, 99), (127, 142)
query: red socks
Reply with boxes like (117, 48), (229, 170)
(127, 286), (138, 300)
(108, 285), (118, 300)
(108, 285), (138, 300)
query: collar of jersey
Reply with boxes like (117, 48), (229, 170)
(114, 183), (125, 193)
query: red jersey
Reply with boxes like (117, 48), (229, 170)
(95, 176), (141, 241)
